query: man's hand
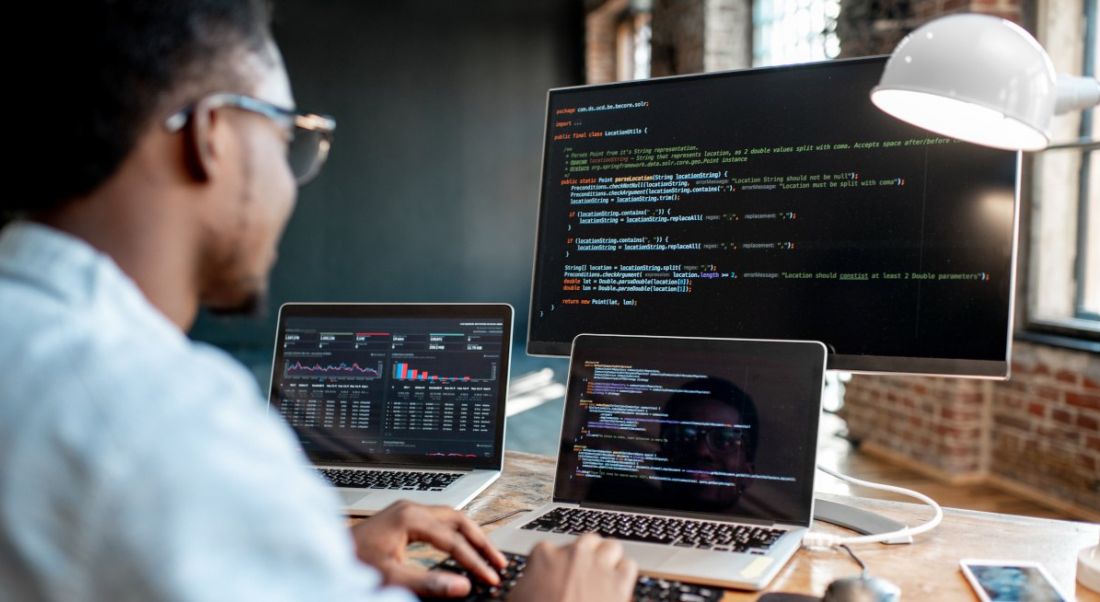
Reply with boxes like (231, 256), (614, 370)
(509, 534), (638, 602)
(352, 501), (507, 598)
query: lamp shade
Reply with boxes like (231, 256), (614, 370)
(870, 14), (1057, 151)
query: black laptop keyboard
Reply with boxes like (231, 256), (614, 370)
(319, 468), (461, 491)
(420, 552), (725, 602)
(520, 507), (784, 553)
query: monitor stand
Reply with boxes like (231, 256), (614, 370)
(813, 374), (911, 544)
(813, 498), (911, 544)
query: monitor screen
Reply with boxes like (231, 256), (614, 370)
(527, 56), (1019, 376)
(553, 335), (826, 525)
(268, 304), (512, 469)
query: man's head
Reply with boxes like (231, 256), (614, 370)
(660, 378), (759, 510)
(15, 1), (330, 321)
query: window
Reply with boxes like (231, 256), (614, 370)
(752, 0), (840, 67)
(617, 10), (652, 81)
(586, 0), (652, 84)
(1078, 0), (1100, 321)
(1027, 0), (1100, 339)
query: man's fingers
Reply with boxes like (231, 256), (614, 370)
(445, 531), (501, 586)
(529, 540), (555, 563)
(411, 521), (500, 586)
(616, 555), (640, 596)
(594, 537), (624, 567)
(382, 564), (472, 597)
(451, 510), (508, 569)
(573, 532), (603, 552)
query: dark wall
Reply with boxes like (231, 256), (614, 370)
(190, 0), (584, 369)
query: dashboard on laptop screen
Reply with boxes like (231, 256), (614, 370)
(269, 304), (512, 469)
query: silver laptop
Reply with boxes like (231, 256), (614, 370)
(267, 303), (513, 515)
(491, 334), (826, 590)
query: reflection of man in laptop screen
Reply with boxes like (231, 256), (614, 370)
(659, 378), (758, 513)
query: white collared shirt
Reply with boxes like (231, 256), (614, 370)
(0, 221), (412, 602)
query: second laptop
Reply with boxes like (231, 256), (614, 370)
(490, 333), (826, 590)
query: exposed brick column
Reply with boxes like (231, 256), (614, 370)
(651, 0), (751, 76)
(704, 0), (752, 71)
(586, 0), (631, 84)
(651, 0), (706, 76)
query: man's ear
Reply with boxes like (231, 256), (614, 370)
(181, 98), (221, 183)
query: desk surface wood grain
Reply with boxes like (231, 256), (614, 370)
(393, 452), (1100, 601)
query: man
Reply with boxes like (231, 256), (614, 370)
(0, 1), (636, 600)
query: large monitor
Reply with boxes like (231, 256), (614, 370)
(527, 56), (1019, 377)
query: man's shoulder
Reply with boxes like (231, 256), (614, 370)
(0, 294), (264, 458)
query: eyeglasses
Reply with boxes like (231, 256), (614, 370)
(667, 425), (746, 452)
(165, 93), (336, 185)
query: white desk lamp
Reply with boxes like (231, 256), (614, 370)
(870, 13), (1099, 151)
(871, 13), (1100, 593)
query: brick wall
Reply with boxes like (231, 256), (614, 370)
(586, 0), (630, 84)
(841, 342), (1100, 517)
(842, 376), (989, 476)
(651, 0), (706, 76)
(650, 0), (751, 77)
(993, 343), (1100, 513)
(588, 0), (750, 82)
(837, 0), (1024, 58)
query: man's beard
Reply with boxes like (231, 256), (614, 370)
(206, 288), (268, 318)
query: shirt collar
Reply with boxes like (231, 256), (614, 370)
(0, 220), (186, 343)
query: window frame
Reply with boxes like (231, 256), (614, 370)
(1019, 0), (1100, 348)
(1072, 0), (1098, 323)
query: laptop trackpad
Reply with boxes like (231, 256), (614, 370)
(338, 490), (369, 506)
(620, 541), (684, 568)
(660, 549), (758, 579)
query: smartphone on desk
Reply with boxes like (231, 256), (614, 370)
(960, 559), (1071, 602)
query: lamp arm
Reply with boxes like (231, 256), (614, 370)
(1054, 74), (1100, 115)
(1044, 138), (1100, 151)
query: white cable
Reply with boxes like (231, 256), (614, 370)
(801, 464), (944, 549)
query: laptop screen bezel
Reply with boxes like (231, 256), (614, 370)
(269, 303), (513, 471)
(551, 334), (826, 527)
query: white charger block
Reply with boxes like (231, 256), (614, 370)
(1080, 545), (1100, 593)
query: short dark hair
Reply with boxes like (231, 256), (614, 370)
(663, 377), (760, 461)
(12, 1), (273, 213)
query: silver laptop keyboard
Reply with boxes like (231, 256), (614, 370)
(319, 468), (461, 491)
(521, 507), (783, 552)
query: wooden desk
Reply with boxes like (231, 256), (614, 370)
(404, 452), (1099, 600)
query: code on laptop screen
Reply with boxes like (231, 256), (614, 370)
(554, 335), (825, 525)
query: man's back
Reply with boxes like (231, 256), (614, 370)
(0, 222), (406, 601)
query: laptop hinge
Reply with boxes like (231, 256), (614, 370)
(576, 501), (779, 527)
